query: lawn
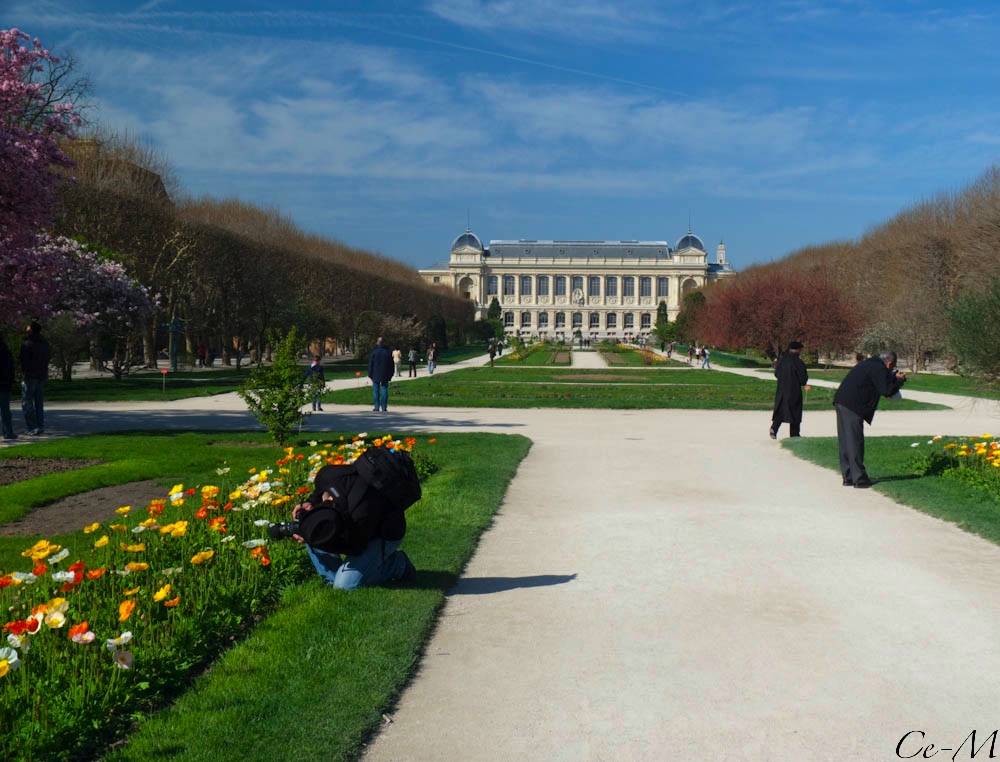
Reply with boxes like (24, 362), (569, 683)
(0, 431), (531, 762)
(326, 366), (945, 411)
(784, 435), (1000, 547)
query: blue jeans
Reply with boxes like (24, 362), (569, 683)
(21, 379), (45, 432)
(0, 390), (13, 438)
(428, 360), (436, 374)
(372, 381), (389, 411)
(306, 537), (407, 590)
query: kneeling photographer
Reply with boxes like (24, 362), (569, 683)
(269, 448), (418, 590)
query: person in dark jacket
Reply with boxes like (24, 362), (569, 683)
(770, 341), (808, 439)
(832, 351), (906, 488)
(0, 335), (16, 440)
(284, 463), (414, 589)
(367, 337), (394, 412)
(19, 321), (51, 436)
(302, 355), (326, 411)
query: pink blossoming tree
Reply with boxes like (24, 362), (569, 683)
(1, 28), (80, 324)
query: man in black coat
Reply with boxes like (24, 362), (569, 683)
(367, 336), (394, 412)
(0, 334), (16, 440)
(770, 340), (808, 439)
(832, 351), (906, 488)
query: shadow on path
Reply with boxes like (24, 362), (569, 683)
(448, 573), (578, 595)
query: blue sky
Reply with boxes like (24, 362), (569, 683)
(8, 1), (1000, 271)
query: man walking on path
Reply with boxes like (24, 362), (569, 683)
(20, 321), (51, 436)
(833, 350), (906, 487)
(770, 341), (808, 439)
(368, 337), (394, 412)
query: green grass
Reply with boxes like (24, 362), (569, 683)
(806, 369), (1000, 399)
(102, 431), (530, 762)
(784, 435), (1000, 546)
(327, 366), (946, 411)
(0, 431), (531, 762)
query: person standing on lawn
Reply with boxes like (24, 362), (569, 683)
(833, 351), (906, 488)
(769, 341), (808, 439)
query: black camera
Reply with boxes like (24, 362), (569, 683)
(267, 520), (299, 541)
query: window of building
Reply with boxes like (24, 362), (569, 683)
(640, 313), (651, 329)
(555, 312), (566, 328)
(538, 312), (549, 328)
(537, 276), (550, 296)
(521, 311), (531, 328)
(623, 277), (635, 297)
(572, 312), (583, 328)
(624, 313), (635, 329)
(571, 275), (584, 293)
(554, 276), (567, 296)
(433, 276), (440, 283)
(520, 276), (532, 296)
(640, 277), (652, 297)
(606, 313), (617, 328)
(589, 312), (600, 328)
(605, 277), (618, 297)
(487, 276), (498, 296)
(588, 276), (600, 297)
(503, 276), (515, 296)
(504, 312), (514, 327)
(657, 277), (669, 298)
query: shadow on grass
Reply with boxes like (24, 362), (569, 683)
(873, 474), (924, 483)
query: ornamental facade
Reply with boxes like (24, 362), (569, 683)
(419, 229), (736, 341)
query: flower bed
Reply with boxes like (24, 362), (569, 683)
(908, 434), (1000, 499)
(0, 434), (430, 761)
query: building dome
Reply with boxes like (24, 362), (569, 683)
(674, 232), (706, 253)
(451, 228), (484, 254)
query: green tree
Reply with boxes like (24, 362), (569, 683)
(487, 297), (501, 321)
(652, 300), (675, 346)
(238, 327), (312, 445)
(947, 277), (1000, 378)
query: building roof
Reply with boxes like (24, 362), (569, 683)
(488, 240), (673, 259)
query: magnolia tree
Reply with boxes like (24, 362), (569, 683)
(1, 28), (80, 324)
(33, 235), (156, 379)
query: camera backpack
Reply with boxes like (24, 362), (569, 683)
(304, 446), (421, 553)
(348, 445), (422, 514)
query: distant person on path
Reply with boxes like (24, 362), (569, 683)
(20, 321), (50, 436)
(197, 340), (207, 368)
(426, 342), (438, 374)
(701, 347), (711, 369)
(302, 355), (326, 411)
(488, 341), (496, 367)
(392, 347), (402, 377)
(407, 346), (418, 377)
(687, 345), (695, 364)
(0, 334), (15, 440)
(368, 337), (394, 412)
(833, 351), (906, 488)
(769, 341), (808, 439)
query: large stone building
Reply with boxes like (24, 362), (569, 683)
(419, 228), (736, 341)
